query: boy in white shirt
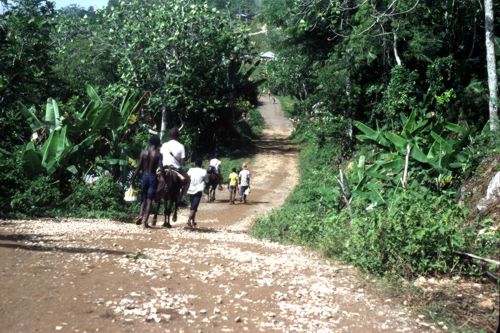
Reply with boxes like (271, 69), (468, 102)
(238, 162), (251, 203)
(187, 159), (207, 227)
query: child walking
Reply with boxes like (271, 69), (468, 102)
(228, 167), (238, 204)
(238, 162), (251, 203)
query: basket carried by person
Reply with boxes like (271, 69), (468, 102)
(124, 186), (137, 202)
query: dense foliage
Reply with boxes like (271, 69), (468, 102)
(253, 0), (499, 278)
(0, 0), (263, 217)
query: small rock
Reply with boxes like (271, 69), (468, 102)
(478, 299), (494, 310)
(235, 316), (242, 323)
(55, 326), (63, 331)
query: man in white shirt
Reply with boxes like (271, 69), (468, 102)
(209, 153), (223, 190)
(160, 127), (185, 172)
(160, 127), (189, 197)
(186, 158), (207, 227)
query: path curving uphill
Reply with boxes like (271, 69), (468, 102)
(0, 98), (430, 332)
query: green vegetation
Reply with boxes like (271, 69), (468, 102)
(252, 1), (499, 329)
(252, 0), (499, 277)
(0, 0), (265, 217)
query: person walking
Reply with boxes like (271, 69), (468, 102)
(238, 162), (251, 203)
(228, 167), (239, 204)
(186, 158), (207, 228)
(130, 135), (167, 228)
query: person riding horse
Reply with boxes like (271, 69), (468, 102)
(160, 127), (190, 199)
(208, 153), (223, 190)
(150, 127), (190, 228)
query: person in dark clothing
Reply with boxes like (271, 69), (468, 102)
(130, 135), (167, 228)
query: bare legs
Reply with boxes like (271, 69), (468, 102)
(141, 198), (153, 228)
(229, 187), (236, 204)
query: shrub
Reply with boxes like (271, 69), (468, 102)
(64, 175), (124, 215)
(10, 175), (61, 216)
(0, 150), (28, 217)
(336, 188), (467, 277)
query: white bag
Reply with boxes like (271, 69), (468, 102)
(124, 187), (137, 202)
(244, 187), (251, 196)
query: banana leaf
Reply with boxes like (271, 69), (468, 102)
(41, 126), (70, 174)
(97, 158), (129, 166)
(444, 122), (468, 134)
(384, 132), (408, 152)
(20, 105), (43, 132)
(402, 109), (417, 134)
(22, 142), (43, 176)
(365, 164), (390, 180)
(353, 121), (389, 147)
(410, 145), (428, 163)
(430, 131), (454, 154)
(45, 98), (62, 132)
(378, 158), (405, 174)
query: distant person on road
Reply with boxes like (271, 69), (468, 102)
(130, 135), (167, 228)
(228, 167), (239, 205)
(209, 153), (223, 190)
(267, 87), (276, 104)
(187, 158), (207, 228)
(160, 127), (190, 199)
(238, 162), (251, 203)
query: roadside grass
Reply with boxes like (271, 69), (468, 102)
(275, 95), (298, 118)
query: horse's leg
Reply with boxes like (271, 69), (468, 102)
(162, 198), (171, 228)
(152, 198), (160, 226)
(172, 196), (178, 222)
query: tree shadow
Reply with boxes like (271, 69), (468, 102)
(0, 233), (129, 256)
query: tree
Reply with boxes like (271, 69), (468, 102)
(484, 0), (498, 131)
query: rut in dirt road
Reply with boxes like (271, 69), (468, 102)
(0, 98), (431, 333)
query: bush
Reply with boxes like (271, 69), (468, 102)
(251, 121), (492, 278)
(333, 188), (467, 277)
(0, 150), (28, 217)
(10, 175), (61, 216)
(64, 175), (125, 216)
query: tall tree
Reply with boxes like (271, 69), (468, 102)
(484, 0), (498, 131)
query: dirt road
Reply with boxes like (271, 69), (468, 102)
(0, 98), (431, 332)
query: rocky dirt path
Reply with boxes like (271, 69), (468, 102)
(0, 98), (432, 332)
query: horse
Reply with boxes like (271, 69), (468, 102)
(152, 169), (183, 228)
(206, 172), (219, 202)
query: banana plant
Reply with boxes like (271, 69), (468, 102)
(21, 98), (63, 134)
(337, 155), (387, 209)
(20, 87), (147, 179)
(353, 109), (471, 189)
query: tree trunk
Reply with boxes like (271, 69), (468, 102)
(160, 106), (167, 141)
(484, 0), (498, 131)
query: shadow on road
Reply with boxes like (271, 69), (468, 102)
(0, 233), (129, 256)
